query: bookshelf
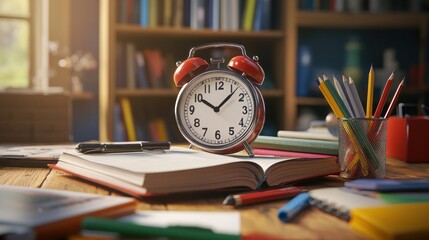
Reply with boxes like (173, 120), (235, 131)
(99, 0), (429, 141)
(99, 0), (287, 141)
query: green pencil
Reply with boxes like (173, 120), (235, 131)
(83, 217), (240, 240)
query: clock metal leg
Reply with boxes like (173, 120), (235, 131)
(243, 141), (254, 157)
(188, 144), (195, 150)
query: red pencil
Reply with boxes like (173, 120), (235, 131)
(222, 186), (303, 207)
(384, 78), (405, 118)
(373, 70), (395, 118)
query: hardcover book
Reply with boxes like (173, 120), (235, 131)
(0, 185), (136, 239)
(50, 147), (339, 198)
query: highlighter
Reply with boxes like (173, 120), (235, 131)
(278, 192), (310, 222)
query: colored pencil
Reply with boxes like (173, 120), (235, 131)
(223, 186), (303, 207)
(333, 75), (353, 117)
(322, 76), (380, 169)
(316, 77), (342, 117)
(366, 65), (375, 118)
(342, 75), (358, 117)
(373, 70), (395, 118)
(384, 79), (405, 118)
(349, 77), (366, 117)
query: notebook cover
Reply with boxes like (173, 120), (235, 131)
(350, 203), (429, 240)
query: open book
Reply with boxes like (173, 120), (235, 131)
(50, 147), (340, 197)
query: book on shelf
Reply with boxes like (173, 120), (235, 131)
(119, 97), (137, 141)
(135, 50), (150, 88)
(0, 185), (136, 240)
(49, 147), (339, 198)
(242, 0), (256, 31)
(116, 0), (273, 31)
(119, 43), (175, 89)
(251, 135), (339, 155)
(125, 42), (136, 89)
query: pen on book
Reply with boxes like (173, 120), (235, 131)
(383, 78), (405, 118)
(277, 192), (310, 222)
(223, 186), (303, 207)
(366, 65), (375, 118)
(75, 141), (171, 154)
(373, 69), (395, 118)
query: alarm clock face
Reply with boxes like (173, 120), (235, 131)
(175, 70), (261, 152)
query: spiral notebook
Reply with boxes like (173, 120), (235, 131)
(308, 187), (429, 221)
(308, 187), (386, 220)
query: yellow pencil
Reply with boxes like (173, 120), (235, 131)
(366, 65), (374, 118)
(316, 77), (342, 117)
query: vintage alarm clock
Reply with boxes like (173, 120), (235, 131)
(173, 43), (265, 157)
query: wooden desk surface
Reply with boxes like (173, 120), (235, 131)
(1, 158), (428, 239)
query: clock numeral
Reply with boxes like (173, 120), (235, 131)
(204, 84), (211, 94)
(194, 94), (203, 103)
(215, 130), (221, 140)
(239, 118), (244, 127)
(242, 106), (248, 114)
(229, 127), (235, 135)
(194, 118), (200, 127)
(238, 93), (245, 102)
(202, 127), (208, 137)
(189, 105), (195, 115)
(215, 81), (224, 91)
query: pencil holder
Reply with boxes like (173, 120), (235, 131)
(338, 118), (387, 179)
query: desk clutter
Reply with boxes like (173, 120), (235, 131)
(1, 142), (429, 239)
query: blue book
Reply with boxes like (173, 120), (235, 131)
(253, 0), (271, 31)
(296, 45), (312, 97)
(205, 0), (220, 30)
(140, 0), (149, 27)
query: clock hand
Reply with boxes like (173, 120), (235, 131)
(216, 87), (239, 111)
(201, 98), (217, 112)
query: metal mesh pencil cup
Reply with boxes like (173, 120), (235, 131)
(338, 118), (387, 179)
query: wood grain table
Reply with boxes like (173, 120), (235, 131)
(1, 158), (428, 239)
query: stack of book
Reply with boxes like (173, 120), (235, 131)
(251, 127), (339, 158)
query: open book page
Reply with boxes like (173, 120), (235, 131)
(54, 147), (339, 195)
(234, 155), (340, 186)
(57, 147), (266, 193)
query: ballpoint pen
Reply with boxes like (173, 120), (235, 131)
(75, 141), (170, 154)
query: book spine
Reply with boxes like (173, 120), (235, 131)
(119, 97), (137, 141)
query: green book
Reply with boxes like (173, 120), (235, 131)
(251, 135), (339, 155)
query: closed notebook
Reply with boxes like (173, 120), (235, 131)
(49, 147), (339, 198)
(350, 203), (429, 240)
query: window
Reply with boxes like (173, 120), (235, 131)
(0, 0), (30, 89)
